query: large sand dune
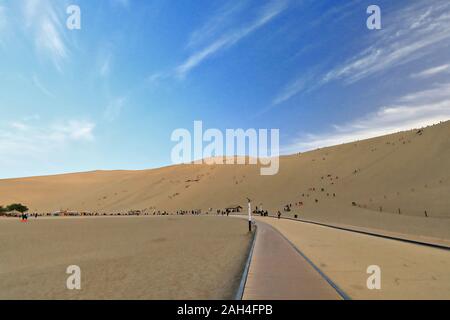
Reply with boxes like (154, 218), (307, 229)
(1, 121), (449, 239)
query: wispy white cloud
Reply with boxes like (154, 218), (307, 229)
(272, 77), (307, 105)
(32, 74), (54, 98)
(176, 0), (289, 78)
(0, 118), (95, 158)
(186, 1), (248, 49)
(147, 72), (165, 84)
(273, 0), (450, 105)
(52, 120), (95, 141)
(323, 1), (450, 84)
(282, 82), (450, 153)
(411, 64), (450, 78)
(99, 53), (113, 78)
(10, 122), (29, 131)
(272, 70), (320, 105)
(399, 83), (450, 104)
(104, 97), (126, 121)
(22, 0), (70, 71)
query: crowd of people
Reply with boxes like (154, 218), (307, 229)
(3, 202), (307, 222)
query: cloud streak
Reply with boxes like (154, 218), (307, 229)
(32, 74), (55, 98)
(176, 0), (289, 78)
(273, 0), (450, 105)
(186, 1), (248, 49)
(411, 64), (450, 78)
(282, 82), (450, 153)
(99, 53), (113, 78)
(0, 119), (95, 158)
(22, 0), (70, 71)
(323, 1), (450, 84)
(104, 97), (126, 121)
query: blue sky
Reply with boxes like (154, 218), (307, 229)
(1, 0), (450, 178)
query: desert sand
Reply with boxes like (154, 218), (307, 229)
(257, 217), (450, 299)
(0, 216), (252, 299)
(1, 121), (449, 240)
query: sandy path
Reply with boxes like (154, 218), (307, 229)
(243, 221), (341, 300)
(255, 217), (450, 299)
(0, 216), (252, 300)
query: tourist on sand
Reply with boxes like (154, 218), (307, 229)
(277, 211), (281, 219)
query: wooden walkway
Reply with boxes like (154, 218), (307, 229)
(243, 220), (343, 300)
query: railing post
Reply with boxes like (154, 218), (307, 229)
(247, 198), (252, 232)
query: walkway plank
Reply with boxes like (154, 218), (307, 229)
(243, 220), (342, 300)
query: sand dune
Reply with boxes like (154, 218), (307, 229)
(1, 121), (449, 239)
